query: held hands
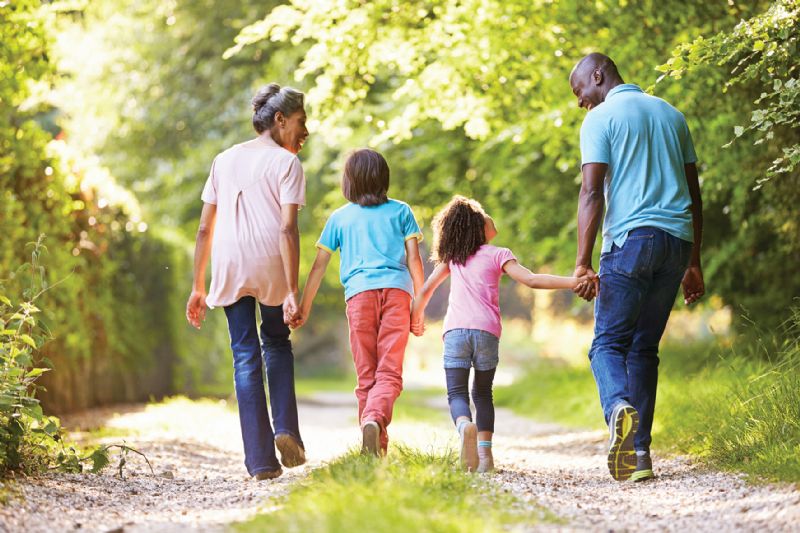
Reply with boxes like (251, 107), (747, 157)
(682, 265), (705, 305)
(572, 265), (600, 302)
(186, 290), (208, 329)
(283, 291), (305, 329)
(410, 300), (425, 336)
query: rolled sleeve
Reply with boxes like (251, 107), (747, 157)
(279, 157), (306, 206)
(316, 215), (339, 253)
(402, 204), (423, 242)
(580, 112), (610, 166)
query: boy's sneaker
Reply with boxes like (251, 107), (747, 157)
(361, 421), (381, 457)
(275, 433), (306, 468)
(607, 402), (639, 481)
(458, 421), (479, 472)
(253, 468), (282, 481)
(631, 451), (654, 482)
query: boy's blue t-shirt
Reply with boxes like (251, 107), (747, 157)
(580, 84), (697, 253)
(316, 199), (423, 300)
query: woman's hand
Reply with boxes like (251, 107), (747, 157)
(283, 291), (300, 326)
(186, 290), (208, 329)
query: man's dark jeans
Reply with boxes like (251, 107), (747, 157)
(589, 227), (692, 452)
(224, 296), (303, 476)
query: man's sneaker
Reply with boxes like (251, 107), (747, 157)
(631, 451), (654, 482)
(361, 421), (381, 457)
(607, 402), (639, 481)
(275, 433), (306, 468)
(253, 467), (282, 481)
(458, 421), (479, 472)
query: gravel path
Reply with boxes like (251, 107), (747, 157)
(491, 407), (800, 532)
(1, 394), (798, 532)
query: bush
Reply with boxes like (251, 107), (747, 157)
(1, 237), (84, 474)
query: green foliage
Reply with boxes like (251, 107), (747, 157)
(227, 0), (800, 327)
(0, 237), (86, 474)
(238, 447), (548, 532)
(656, 0), (800, 325)
(1, 0), (232, 411)
(495, 309), (800, 482)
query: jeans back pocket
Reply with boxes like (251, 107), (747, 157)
(611, 233), (654, 278)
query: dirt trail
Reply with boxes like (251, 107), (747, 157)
(1, 393), (798, 532)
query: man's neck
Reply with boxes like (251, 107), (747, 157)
(601, 79), (624, 102)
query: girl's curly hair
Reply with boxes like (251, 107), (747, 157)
(431, 196), (488, 266)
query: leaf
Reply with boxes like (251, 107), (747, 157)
(89, 448), (111, 474)
(26, 367), (49, 378)
(734, 125), (745, 137)
(20, 334), (37, 349)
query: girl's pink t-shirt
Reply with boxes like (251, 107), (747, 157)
(443, 244), (516, 338)
(201, 135), (306, 308)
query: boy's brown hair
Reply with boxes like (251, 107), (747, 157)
(342, 149), (389, 206)
(431, 195), (487, 266)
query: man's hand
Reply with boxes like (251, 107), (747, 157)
(573, 265), (599, 301)
(186, 290), (208, 329)
(682, 265), (705, 305)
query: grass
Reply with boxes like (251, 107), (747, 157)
(495, 317), (800, 482)
(237, 447), (553, 533)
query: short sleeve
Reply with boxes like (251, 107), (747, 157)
(494, 247), (517, 272)
(401, 204), (423, 242)
(200, 157), (218, 205)
(316, 214), (339, 253)
(280, 157), (306, 206)
(580, 112), (610, 166)
(680, 118), (698, 164)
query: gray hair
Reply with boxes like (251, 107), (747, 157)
(251, 83), (305, 134)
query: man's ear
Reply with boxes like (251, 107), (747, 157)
(592, 68), (604, 86)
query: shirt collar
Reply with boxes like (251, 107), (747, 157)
(606, 84), (643, 100)
(257, 133), (280, 148)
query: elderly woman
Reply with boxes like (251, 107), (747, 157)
(186, 84), (309, 480)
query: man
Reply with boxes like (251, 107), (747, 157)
(569, 53), (705, 482)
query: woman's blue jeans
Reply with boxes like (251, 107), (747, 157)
(224, 296), (303, 476)
(589, 227), (692, 452)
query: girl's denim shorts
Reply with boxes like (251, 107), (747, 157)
(442, 328), (499, 371)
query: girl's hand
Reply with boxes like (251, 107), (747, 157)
(410, 304), (425, 336)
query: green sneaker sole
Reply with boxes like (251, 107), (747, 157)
(608, 405), (639, 481)
(631, 468), (654, 482)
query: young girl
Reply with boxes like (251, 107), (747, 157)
(411, 196), (588, 472)
(293, 148), (424, 456)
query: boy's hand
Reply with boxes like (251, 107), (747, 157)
(288, 311), (305, 329)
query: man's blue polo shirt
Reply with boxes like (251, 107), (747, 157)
(579, 84), (697, 253)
